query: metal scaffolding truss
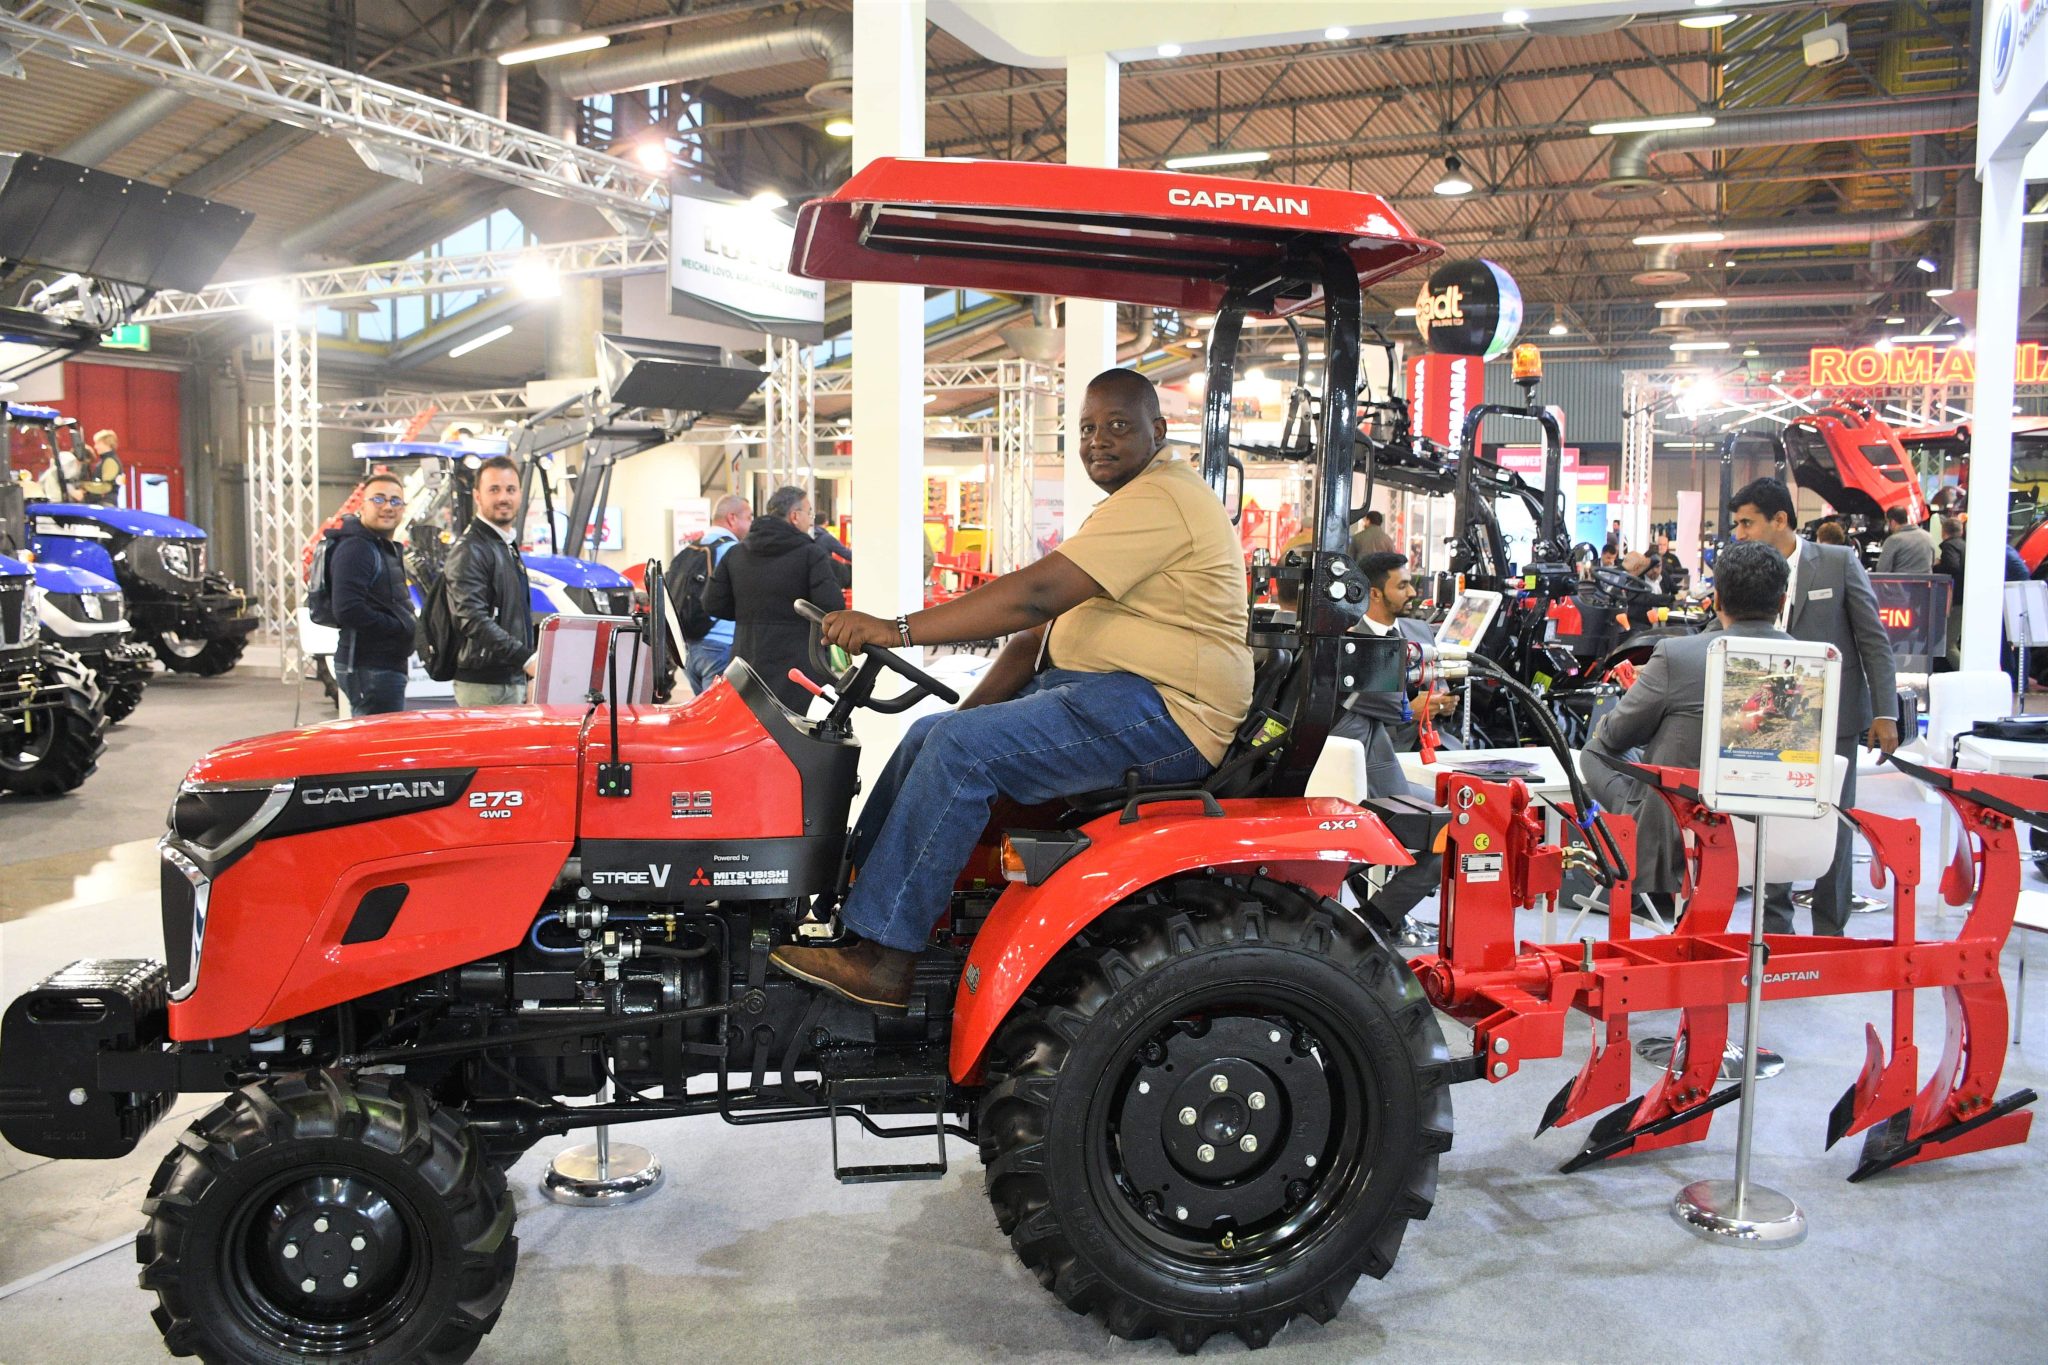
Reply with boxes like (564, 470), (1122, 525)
(1619, 374), (1658, 549)
(760, 336), (815, 499)
(141, 236), (666, 323)
(0, 0), (667, 232)
(810, 360), (1061, 398)
(989, 359), (1058, 573)
(311, 388), (538, 432)
(248, 311), (320, 681)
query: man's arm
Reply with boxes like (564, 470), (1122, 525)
(958, 625), (1046, 710)
(804, 545), (846, 615)
(1585, 646), (1675, 761)
(820, 550), (1102, 651)
(701, 549), (735, 619)
(1840, 550), (1899, 751)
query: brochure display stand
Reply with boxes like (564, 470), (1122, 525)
(1671, 635), (1841, 1249)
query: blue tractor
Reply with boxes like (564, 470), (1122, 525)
(16, 403), (259, 677)
(0, 467), (106, 795)
(3, 405), (156, 719)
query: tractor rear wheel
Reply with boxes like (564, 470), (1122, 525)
(978, 876), (1452, 1353)
(138, 1070), (518, 1364)
(156, 630), (246, 676)
(0, 653), (104, 796)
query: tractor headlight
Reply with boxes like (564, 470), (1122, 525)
(168, 779), (294, 863)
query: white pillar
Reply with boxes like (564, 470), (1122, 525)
(1959, 155), (2026, 674)
(849, 0), (926, 625)
(1062, 52), (1119, 533)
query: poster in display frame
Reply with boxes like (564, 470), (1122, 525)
(1698, 635), (1842, 819)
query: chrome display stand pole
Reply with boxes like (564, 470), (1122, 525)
(542, 1078), (663, 1206)
(1672, 815), (1807, 1248)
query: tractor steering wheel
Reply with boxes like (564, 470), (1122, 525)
(793, 600), (961, 710)
(1592, 564), (1656, 599)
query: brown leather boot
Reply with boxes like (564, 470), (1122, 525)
(768, 938), (915, 1012)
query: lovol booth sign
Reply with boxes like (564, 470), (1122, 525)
(669, 187), (825, 342)
(1414, 258), (1524, 359)
(1809, 342), (2048, 387)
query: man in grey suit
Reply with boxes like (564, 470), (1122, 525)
(1729, 477), (1900, 935)
(1583, 541), (1792, 914)
(1331, 552), (1454, 934)
(1874, 504), (1936, 574)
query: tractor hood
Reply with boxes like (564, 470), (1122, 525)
(0, 551), (29, 580)
(523, 551), (630, 589)
(27, 502), (207, 540)
(189, 706), (592, 785)
(28, 560), (119, 595)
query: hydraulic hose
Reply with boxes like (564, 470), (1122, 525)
(1464, 653), (1632, 888)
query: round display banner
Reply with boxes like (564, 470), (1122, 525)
(1414, 258), (1524, 359)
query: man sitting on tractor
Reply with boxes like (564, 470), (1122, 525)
(771, 368), (1253, 1010)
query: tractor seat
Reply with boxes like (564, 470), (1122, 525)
(1063, 645), (1304, 823)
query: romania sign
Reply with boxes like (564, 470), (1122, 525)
(1808, 343), (2048, 387)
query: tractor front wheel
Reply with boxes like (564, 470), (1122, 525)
(155, 630), (246, 676)
(978, 877), (1452, 1352)
(0, 652), (104, 796)
(138, 1071), (518, 1364)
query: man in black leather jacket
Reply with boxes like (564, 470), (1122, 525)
(444, 455), (534, 706)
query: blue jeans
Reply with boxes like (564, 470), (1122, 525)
(339, 663), (407, 715)
(685, 639), (731, 694)
(841, 669), (1212, 952)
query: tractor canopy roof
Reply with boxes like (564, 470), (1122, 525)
(28, 501), (205, 539)
(790, 158), (1441, 315)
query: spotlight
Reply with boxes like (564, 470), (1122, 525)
(1433, 155), (1474, 196)
(1915, 257), (1939, 273)
(824, 118), (855, 138)
(1324, 26), (1350, 40)
(1157, 43), (1182, 57)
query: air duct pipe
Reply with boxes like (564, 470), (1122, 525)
(1598, 96), (1976, 199)
(1635, 215), (1933, 287)
(54, 0), (242, 167)
(540, 11), (855, 108)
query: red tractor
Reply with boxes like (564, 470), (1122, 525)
(0, 161), (1467, 1359)
(1737, 672), (1810, 734)
(1777, 401), (1927, 550)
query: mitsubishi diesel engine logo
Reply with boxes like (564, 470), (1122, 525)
(690, 867), (711, 887)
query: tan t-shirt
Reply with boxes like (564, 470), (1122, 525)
(1048, 455), (1253, 765)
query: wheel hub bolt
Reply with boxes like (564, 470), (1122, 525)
(1248, 1091), (1267, 1111)
(1178, 1106), (1198, 1126)
(1209, 1074), (1229, 1094)
(1268, 1029), (1283, 1043)
(1196, 1143), (1217, 1163)
(1238, 1134), (1259, 1154)
(342, 1272), (359, 1289)
(1306, 1154), (1318, 1168)
(1175, 1205), (1190, 1221)
(313, 1217), (329, 1234)
(350, 1235), (366, 1251)
(1137, 1081), (1151, 1095)
(300, 1278), (317, 1294)
(282, 1244), (299, 1260)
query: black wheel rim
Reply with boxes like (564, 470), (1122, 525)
(221, 1165), (432, 1355)
(0, 715), (58, 771)
(1087, 982), (1380, 1278)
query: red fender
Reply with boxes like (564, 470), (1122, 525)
(947, 796), (1412, 1083)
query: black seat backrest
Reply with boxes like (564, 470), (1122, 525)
(1200, 645), (1307, 799)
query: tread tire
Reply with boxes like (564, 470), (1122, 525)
(0, 652), (104, 795)
(978, 876), (1451, 1353)
(137, 1070), (517, 1364)
(155, 632), (246, 676)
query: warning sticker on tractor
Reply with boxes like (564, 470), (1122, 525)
(1460, 853), (1503, 884)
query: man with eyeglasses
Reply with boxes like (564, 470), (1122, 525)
(326, 472), (416, 715)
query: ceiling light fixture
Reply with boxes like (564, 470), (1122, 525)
(1549, 320), (1569, 336)
(497, 33), (610, 65)
(1915, 256), (1939, 273)
(1433, 155), (1474, 196)
(630, 139), (669, 173)
(1742, 347), (1761, 357)
(1185, 338), (1204, 349)
(824, 118), (855, 138)
(1395, 306), (1419, 317)
(1246, 367), (1266, 382)
(1157, 43), (1182, 57)
(448, 323), (515, 359)
(1632, 230), (1726, 245)
(1884, 315), (1906, 325)
(1503, 9), (1531, 23)
(511, 256), (560, 300)
(1669, 339), (1731, 351)
(2029, 108), (2048, 124)
(1655, 297), (1728, 308)
(1889, 333), (1957, 345)
(1926, 287), (1954, 298)
(1587, 115), (1718, 135)
(922, 393), (938, 405)
(1679, 12), (1741, 28)
(749, 189), (789, 211)
(1325, 26), (1350, 40)
(1163, 148), (1272, 169)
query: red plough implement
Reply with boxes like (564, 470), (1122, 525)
(1408, 755), (2037, 1181)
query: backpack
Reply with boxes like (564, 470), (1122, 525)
(307, 530), (384, 629)
(414, 572), (460, 682)
(669, 538), (721, 642)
